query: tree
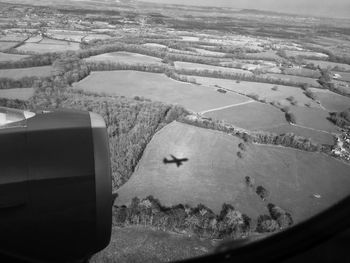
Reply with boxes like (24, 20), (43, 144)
(256, 186), (269, 200)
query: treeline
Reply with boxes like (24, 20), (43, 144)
(114, 196), (251, 239)
(180, 115), (325, 152)
(114, 194), (293, 239)
(328, 108), (350, 128)
(0, 76), (49, 90)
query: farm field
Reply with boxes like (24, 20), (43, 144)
(304, 59), (350, 71)
(193, 48), (227, 57)
(142, 43), (167, 49)
(17, 39), (80, 53)
(283, 67), (321, 78)
(0, 52), (29, 62)
(192, 76), (319, 107)
(0, 87), (34, 100)
(47, 29), (87, 42)
(289, 106), (338, 133)
(245, 50), (281, 60)
(85, 51), (162, 65)
(83, 34), (111, 42)
(266, 124), (335, 145)
(73, 70), (251, 112)
(312, 89), (350, 112)
(174, 61), (252, 75)
(285, 50), (328, 59)
(264, 73), (321, 87)
(116, 121), (350, 223)
(203, 101), (288, 130)
(0, 41), (19, 51)
(0, 66), (53, 79)
(334, 71), (350, 82)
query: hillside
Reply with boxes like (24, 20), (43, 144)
(116, 121), (350, 224)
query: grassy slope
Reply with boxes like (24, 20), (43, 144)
(0, 66), (53, 79)
(0, 88), (34, 100)
(117, 121), (350, 224)
(85, 51), (162, 65)
(204, 101), (288, 130)
(73, 70), (250, 112)
(0, 52), (29, 62)
(90, 226), (215, 263)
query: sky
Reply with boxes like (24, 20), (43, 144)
(141, 0), (350, 19)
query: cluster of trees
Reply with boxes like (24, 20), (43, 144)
(328, 108), (350, 128)
(114, 194), (294, 237)
(0, 76), (46, 90)
(114, 196), (251, 239)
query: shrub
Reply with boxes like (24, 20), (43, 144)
(237, 151), (243, 158)
(256, 186), (269, 200)
(267, 203), (293, 229)
(256, 215), (279, 233)
(245, 176), (254, 187)
(238, 142), (246, 151)
(272, 85), (278, 91)
(285, 112), (296, 124)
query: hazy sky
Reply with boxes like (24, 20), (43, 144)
(141, 0), (350, 18)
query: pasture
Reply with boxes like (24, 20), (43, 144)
(289, 106), (338, 133)
(0, 88), (34, 100)
(17, 38), (80, 53)
(85, 51), (162, 65)
(264, 73), (321, 87)
(193, 48), (226, 57)
(0, 41), (19, 51)
(245, 50), (281, 60)
(304, 59), (350, 71)
(73, 70), (250, 112)
(116, 121), (350, 223)
(83, 34), (112, 42)
(204, 101), (288, 130)
(312, 89), (350, 112)
(174, 61), (252, 75)
(284, 67), (321, 78)
(334, 71), (350, 82)
(142, 43), (167, 49)
(266, 124), (335, 145)
(285, 50), (328, 59)
(192, 76), (319, 107)
(0, 52), (29, 62)
(0, 66), (53, 79)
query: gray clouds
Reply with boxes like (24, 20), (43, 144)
(141, 0), (350, 18)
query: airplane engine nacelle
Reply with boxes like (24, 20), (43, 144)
(0, 107), (112, 262)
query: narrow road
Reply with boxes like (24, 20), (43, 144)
(200, 100), (254, 114)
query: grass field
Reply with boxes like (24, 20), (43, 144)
(194, 48), (227, 57)
(116, 122), (350, 223)
(0, 41), (19, 51)
(304, 59), (350, 71)
(17, 39), (80, 53)
(192, 76), (319, 107)
(285, 50), (328, 59)
(0, 52), (29, 62)
(289, 106), (338, 133)
(85, 51), (162, 65)
(312, 90), (350, 112)
(90, 226), (215, 263)
(174, 61), (253, 75)
(0, 88), (34, 100)
(265, 124), (335, 145)
(142, 43), (167, 49)
(73, 71), (251, 112)
(245, 50), (281, 60)
(334, 71), (350, 82)
(0, 66), (53, 79)
(284, 67), (321, 78)
(204, 101), (288, 130)
(264, 73), (321, 87)
(83, 34), (112, 42)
